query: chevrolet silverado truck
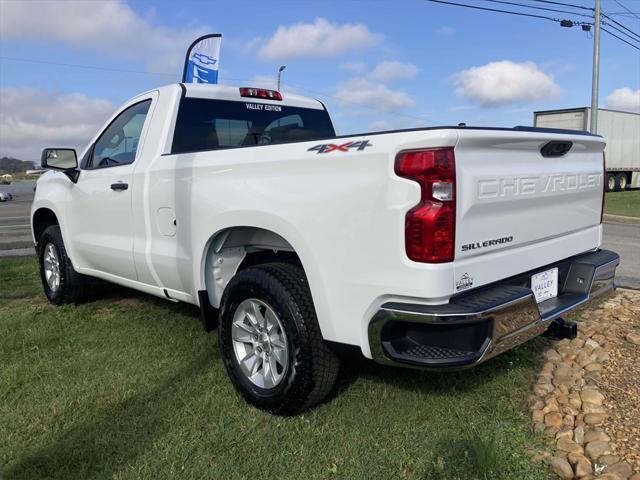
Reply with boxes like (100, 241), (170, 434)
(32, 83), (619, 414)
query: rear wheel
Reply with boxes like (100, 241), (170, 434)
(218, 262), (340, 415)
(616, 173), (628, 191)
(606, 173), (616, 192)
(38, 225), (87, 305)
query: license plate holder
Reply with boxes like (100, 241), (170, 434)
(531, 267), (559, 303)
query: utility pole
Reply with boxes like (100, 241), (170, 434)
(277, 65), (286, 91)
(590, 0), (601, 133)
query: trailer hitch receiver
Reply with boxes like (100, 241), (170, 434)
(543, 317), (577, 341)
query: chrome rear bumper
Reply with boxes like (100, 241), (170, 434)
(368, 249), (619, 370)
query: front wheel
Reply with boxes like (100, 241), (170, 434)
(38, 225), (87, 305)
(218, 263), (340, 415)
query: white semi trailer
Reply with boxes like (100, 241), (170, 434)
(534, 108), (640, 191)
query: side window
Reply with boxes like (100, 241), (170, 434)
(88, 100), (151, 169)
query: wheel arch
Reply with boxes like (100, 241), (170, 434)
(200, 226), (304, 310)
(32, 207), (60, 246)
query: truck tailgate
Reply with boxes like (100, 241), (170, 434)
(453, 129), (604, 289)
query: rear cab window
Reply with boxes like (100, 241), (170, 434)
(171, 98), (335, 154)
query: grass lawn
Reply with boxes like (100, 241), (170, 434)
(605, 190), (640, 218)
(1, 257), (551, 480)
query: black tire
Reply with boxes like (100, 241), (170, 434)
(616, 173), (628, 191)
(38, 225), (87, 305)
(219, 262), (340, 415)
(606, 173), (617, 192)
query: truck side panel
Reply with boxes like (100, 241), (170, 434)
(148, 127), (604, 358)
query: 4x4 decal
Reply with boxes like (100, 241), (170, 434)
(307, 140), (372, 154)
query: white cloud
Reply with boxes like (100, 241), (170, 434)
(449, 105), (477, 112)
(0, 1), (210, 74)
(256, 18), (381, 61)
(0, 88), (115, 161)
(369, 61), (419, 83)
(370, 117), (427, 131)
(246, 75), (278, 90)
(605, 87), (640, 113)
(437, 26), (456, 36)
(340, 61), (367, 74)
(333, 61), (419, 115)
(333, 78), (415, 112)
(542, 60), (575, 75)
(453, 61), (560, 106)
(240, 75), (309, 96)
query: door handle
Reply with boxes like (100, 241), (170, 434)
(110, 182), (128, 191)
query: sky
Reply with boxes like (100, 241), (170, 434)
(1, 0), (639, 161)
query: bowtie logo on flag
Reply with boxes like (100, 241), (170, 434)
(182, 34), (222, 84)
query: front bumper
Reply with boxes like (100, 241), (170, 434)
(368, 249), (619, 370)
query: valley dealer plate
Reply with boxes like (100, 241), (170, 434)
(531, 267), (558, 303)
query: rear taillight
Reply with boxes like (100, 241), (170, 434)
(600, 152), (606, 224)
(395, 148), (456, 263)
(239, 87), (283, 101)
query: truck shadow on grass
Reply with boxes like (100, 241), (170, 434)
(7, 281), (549, 480)
(8, 353), (213, 480)
(332, 336), (547, 397)
(77, 281), (549, 402)
(80, 282), (548, 399)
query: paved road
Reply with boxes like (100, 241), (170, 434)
(602, 222), (640, 290)
(0, 181), (35, 251)
(1, 180), (638, 288)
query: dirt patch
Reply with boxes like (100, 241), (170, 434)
(596, 290), (640, 474)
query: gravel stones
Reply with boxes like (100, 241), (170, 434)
(529, 290), (640, 479)
(581, 390), (605, 406)
(557, 437), (584, 454)
(585, 440), (613, 461)
(546, 412), (565, 430)
(625, 331), (640, 345)
(584, 430), (611, 443)
(552, 457), (575, 479)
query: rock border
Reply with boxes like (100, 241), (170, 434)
(529, 295), (640, 480)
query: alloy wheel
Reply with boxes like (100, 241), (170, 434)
(231, 298), (289, 389)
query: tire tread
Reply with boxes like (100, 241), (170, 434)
(38, 225), (86, 304)
(219, 262), (339, 414)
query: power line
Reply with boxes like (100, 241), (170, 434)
(425, 0), (591, 24)
(612, 0), (640, 20)
(526, 0), (593, 11)
(426, 0), (639, 49)
(601, 12), (640, 40)
(478, 0), (594, 18)
(602, 19), (640, 43)
(602, 26), (640, 50)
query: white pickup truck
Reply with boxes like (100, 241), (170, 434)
(32, 83), (619, 414)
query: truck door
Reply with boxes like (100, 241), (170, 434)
(66, 97), (154, 280)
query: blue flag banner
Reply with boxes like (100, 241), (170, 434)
(182, 34), (222, 84)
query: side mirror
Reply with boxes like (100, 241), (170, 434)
(41, 148), (80, 183)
